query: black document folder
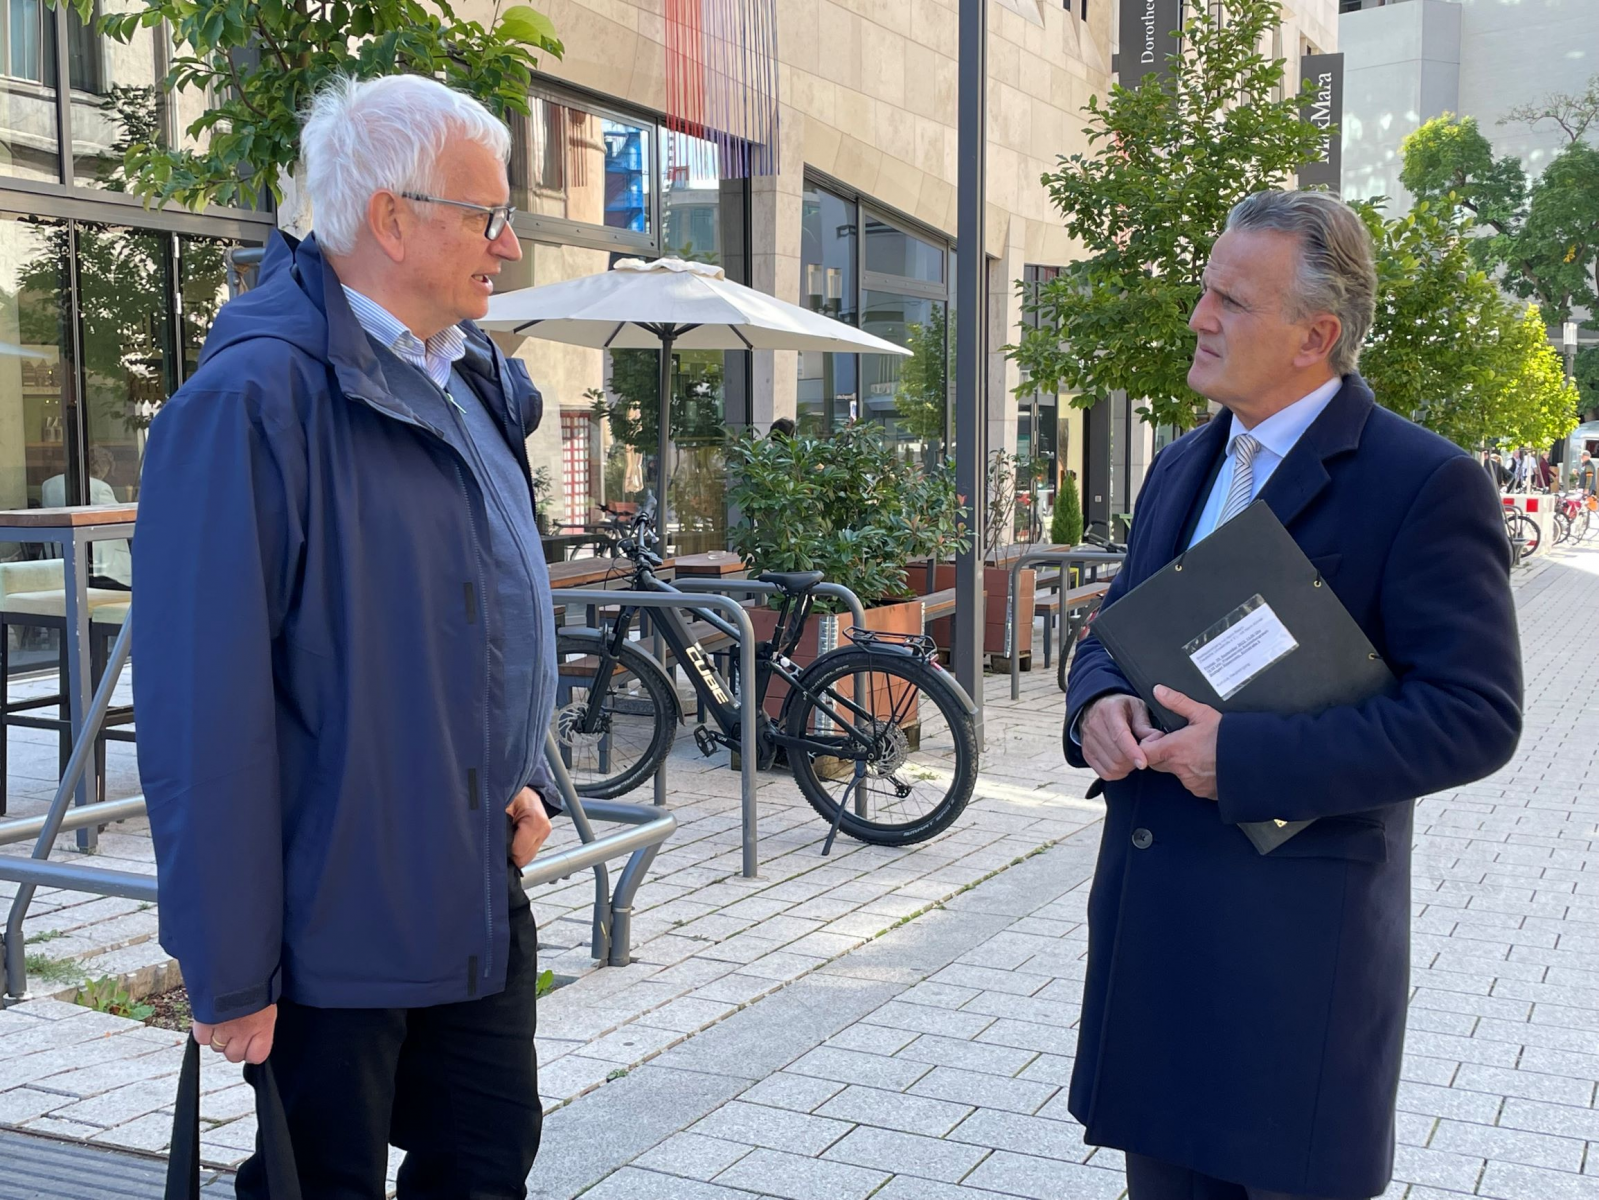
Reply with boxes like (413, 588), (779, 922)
(1089, 501), (1397, 853)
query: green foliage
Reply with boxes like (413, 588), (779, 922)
(76, 976), (155, 1022)
(1357, 199), (1579, 450)
(1009, 0), (1327, 430)
(24, 929), (64, 945)
(1051, 470), (1084, 548)
(724, 423), (970, 608)
(589, 351), (726, 453)
(1576, 343), (1599, 419)
(1401, 97), (1599, 323)
(25, 954), (85, 986)
(893, 306), (950, 444)
(63, 0), (563, 212)
(535, 968), (556, 999)
(983, 451), (1036, 557)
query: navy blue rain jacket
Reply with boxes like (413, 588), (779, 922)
(133, 232), (552, 1025)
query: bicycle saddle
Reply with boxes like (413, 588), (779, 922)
(757, 570), (826, 595)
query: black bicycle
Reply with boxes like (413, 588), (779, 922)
(552, 498), (980, 849)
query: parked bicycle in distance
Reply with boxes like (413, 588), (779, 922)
(552, 497), (981, 852)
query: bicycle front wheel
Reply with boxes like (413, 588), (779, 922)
(785, 648), (979, 847)
(553, 632), (678, 798)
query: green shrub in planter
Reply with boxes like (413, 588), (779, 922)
(725, 423), (970, 608)
(1051, 469), (1084, 548)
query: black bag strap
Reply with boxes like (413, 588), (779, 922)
(166, 1034), (303, 1200)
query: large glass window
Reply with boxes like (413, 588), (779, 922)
(510, 94), (651, 235)
(71, 0), (164, 190)
(797, 186), (858, 434)
(798, 181), (951, 463)
(0, 0), (60, 182)
(498, 115), (751, 557)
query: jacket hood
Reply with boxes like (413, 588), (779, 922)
(199, 230), (338, 365)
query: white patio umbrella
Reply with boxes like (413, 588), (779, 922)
(480, 257), (911, 522)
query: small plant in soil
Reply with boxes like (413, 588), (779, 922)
(76, 976), (154, 1022)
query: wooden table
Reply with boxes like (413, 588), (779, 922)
(0, 505), (137, 848)
(671, 551), (747, 580)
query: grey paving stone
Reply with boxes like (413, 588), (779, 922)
(737, 1072), (845, 1114)
(1498, 1097), (1599, 1141)
(578, 1166), (761, 1200)
(686, 1100), (853, 1156)
(868, 1178), (1013, 1200)
(1391, 1143), (1490, 1193)
(822, 1124), (989, 1182)
(786, 1045), (932, 1091)
(816, 1084), (974, 1137)
(961, 1150), (1126, 1200)
(1017, 1053), (1075, 1086)
(632, 1133), (755, 1182)
(713, 1147), (889, 1200)
(1396, 1081), (1504, 1124)
(947, 1106), (1094, 1163)
(1452, 1063), (1595, 1106)
(825, 1023), (920, 1055)
(974, 1017), (1081, 1056)
(909, 1065), (1060, 1115)
(895, 1034), (1038, 1077)
(1478, 1160), (1599, 1200)
(861, 1000), (997, 1040)
(1428, 1117), (1583, 1171)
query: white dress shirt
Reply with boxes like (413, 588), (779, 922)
(1186, 376), (1342, 549)
(342, 286), (467, 390)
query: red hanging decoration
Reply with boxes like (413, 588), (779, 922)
(664, 0), (781, 178)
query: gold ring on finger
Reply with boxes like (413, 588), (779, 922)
(210, 1035), (229, 1051)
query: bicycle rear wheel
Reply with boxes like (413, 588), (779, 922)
(553, 632), (678, 798)
(785, 647), (979, 847)
(1506, 510), (1540, 555)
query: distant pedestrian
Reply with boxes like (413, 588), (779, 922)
(1065, 189), (1522, 1200)
(1579, 450), (1598, 496)
(769, 416), (796, 438)
(134, 74), (558, 1198)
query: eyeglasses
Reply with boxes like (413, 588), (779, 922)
(400, 192), (516, 241)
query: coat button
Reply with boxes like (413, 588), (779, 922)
(1131, 828), (1153, 850)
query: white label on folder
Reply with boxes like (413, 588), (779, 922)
(1183, 594), (1298, 702)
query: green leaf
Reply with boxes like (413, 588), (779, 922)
(497, 4), (557, 46)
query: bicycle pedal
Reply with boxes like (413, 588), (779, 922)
(693, 725), (718, 757)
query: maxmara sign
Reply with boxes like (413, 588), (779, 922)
(1298, 53), (1345, 191)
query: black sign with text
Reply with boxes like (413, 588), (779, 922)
(1118, 0), (1184, 88)
(1298, 53), (1344, 190)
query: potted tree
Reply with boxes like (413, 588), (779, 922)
(724, 422), (968, 713)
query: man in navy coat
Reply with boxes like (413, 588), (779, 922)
(1064, 189), (1523, 1199)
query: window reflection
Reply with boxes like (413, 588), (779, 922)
(0, 0), (60, 182)
(510, 96), (651, 234)
(71, 0), (165, 190)
(797, 186), (859, 434)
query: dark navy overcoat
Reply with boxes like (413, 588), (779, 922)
(1064, 375), (1523, 1197)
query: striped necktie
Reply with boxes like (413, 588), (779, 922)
(1217, 434), (1262, 526)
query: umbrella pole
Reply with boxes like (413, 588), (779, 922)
(657, 330), (675, 549)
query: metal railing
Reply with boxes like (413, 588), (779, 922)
(0, 612), (678, 1001)
(1008, 549), (1127, 700)
(554, 588), (761, 877)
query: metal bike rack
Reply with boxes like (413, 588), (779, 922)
(0, 613), (679, 1002)
(555, 588), (762, 878)
(1008, 549), (1127, 701)
(672, 579), (870, 818)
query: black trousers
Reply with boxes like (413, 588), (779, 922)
(1125, 1153), (1368, 1200)
(236, 902), (542, 1200)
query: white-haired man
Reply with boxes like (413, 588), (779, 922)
(133, 74), (558, 1198)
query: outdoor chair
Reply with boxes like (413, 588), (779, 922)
(0, 561), (133, 815)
